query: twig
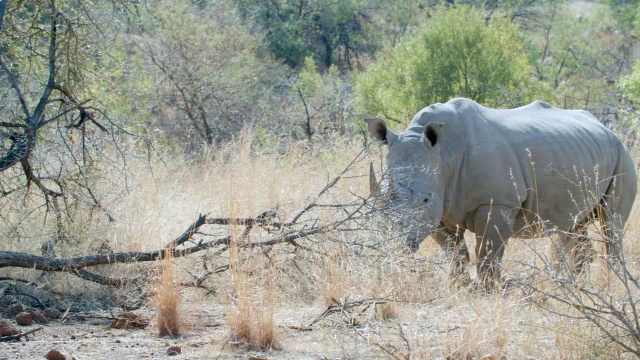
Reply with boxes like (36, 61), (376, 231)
(165, 213), (208, 248)
(0, 327), (43, 342)
(0, 215), (324, 285)
(72, 269), (128, 287)
(290, 147), (369, 224)
(0, 277), (35, 284)
(0, 122), (29, 129)
(36, 99), (92, 130)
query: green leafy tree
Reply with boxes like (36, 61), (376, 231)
(603, 0), (640, 31)
(138, 1), (281, 149)
(617, 60), (640, 143)
(620, 60), (640, 104)
(0, 0), (140, 236)
(231, 0), (379, 69)
(293, 57), (354, 139)
(354, 5), (536, 123)
(526, 3), (635, 115)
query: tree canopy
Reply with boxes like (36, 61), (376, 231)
(354, 5), (537, 123)
(232, 0), (379, 69)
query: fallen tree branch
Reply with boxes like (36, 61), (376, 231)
(165, 213), (208, 248)
(0, 194), (369, 286)
(0, 235), (229, 270)
(0, 215), (334, 286)
(0, 327), (43, 342)
(4, 290), (45, 309)
(0, 148), (375, 287)
(72, 269), (128, 287)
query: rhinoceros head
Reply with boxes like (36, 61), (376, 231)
(367, 118), (445, 251)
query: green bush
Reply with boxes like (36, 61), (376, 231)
(136, 1), (281, 149)
(354, 5), (537, 122)
(621, 60), (640, 104)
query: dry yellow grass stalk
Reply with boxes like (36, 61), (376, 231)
(152, 250), (182, 336)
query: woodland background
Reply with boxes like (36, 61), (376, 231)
(2, 0), (640, 358)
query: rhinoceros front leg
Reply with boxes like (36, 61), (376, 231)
(432, 226), (470, 287)
(473, 204), (515, 290)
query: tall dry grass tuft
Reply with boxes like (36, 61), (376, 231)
(315, 248), (354, 307)
(372, 267), (400, 320)
(375, 289), (398, 321)
(225, 220), (279, 350)
(152, 250), (182, 336)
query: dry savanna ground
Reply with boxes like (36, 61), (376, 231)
(1, 134), (639, 359)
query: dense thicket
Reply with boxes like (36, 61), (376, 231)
(3, 0), (639, 148)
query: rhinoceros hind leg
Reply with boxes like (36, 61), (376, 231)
(597, 203), (625, 263)
(555, 222), (593, 275)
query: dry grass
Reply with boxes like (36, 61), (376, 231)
(152, 251), (182, 336)
(376, 298), (399, 321)
(225, 225), (279, 350)
(2, 133), (640, 358)
(315, 248), (356, 307)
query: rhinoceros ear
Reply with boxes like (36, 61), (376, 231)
(424, 122), (443, 149)
(365, 118), (398, 146)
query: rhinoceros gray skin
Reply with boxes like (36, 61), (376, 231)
(367, 98), (637, 288)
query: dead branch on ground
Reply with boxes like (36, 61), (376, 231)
(0, 327), (43, 342)
(309, 297), (391, 327)
(0, 148), (378, 288)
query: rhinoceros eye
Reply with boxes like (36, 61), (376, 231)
(423, 192), (433, 203)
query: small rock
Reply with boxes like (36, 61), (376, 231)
(44, 349), (67, 360)
(29, 310), (48, 324)
(0, 319), (19, 336)
(15, 312), (33, 326)
(43, 308), (61, 320)
(166, 346), (182, 356)
(9, 304), (24, 314)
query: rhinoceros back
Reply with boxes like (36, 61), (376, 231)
(409, 98), (636, 234)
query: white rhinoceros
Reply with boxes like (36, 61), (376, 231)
(367, 98), (637, 288)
